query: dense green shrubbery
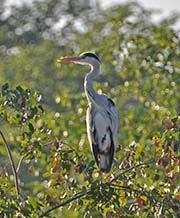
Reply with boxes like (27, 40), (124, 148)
(0, 0), (179, 217)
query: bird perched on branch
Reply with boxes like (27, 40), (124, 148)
(58, 51), (118, 173)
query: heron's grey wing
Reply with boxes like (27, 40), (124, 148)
(107, 98), (118, 147)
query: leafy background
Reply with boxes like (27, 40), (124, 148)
(0, 0), (180, 217)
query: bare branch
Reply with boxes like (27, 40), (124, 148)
(0, 131), (21, 200)
(39, 159), (155, 217)
(39, 189), (91, 218)
(16, 153), (27, 173)
(107, 159), (155, 185)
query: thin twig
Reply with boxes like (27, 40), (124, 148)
(107, 159), (155, 185)
(16, 153), (27, 173)
(0, 131), (21, 200)
(109, 183), (139, 192)
(39, 159), (155, 217)
(39, 189), (92, 218)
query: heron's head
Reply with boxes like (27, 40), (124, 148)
(58, 51), (101, 66)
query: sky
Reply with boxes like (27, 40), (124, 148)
(101, 0), (180, 16)
(101, 0), (180, 29)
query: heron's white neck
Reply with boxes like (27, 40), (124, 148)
(84, 63), (100, 104)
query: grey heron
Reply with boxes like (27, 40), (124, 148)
(59, 51), (118, 173)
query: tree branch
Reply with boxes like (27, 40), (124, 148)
(106, 159), (155, 185)
(39, 159), (155, 217)
(39, 189), (92, 218)
(0, 131), (21, 200)
(16, 153), (26, 173)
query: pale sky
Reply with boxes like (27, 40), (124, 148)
(100, 0), (180, 18)
(101, 0), (180, 28)
(101, 0), (180, 12)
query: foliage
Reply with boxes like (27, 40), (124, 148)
(0, 0), (180, 217)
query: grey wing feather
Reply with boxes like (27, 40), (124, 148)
(107, 98), (118, 147)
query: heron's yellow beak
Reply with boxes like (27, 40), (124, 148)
(58, 56), (81, 63)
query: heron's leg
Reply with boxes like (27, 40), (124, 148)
(99, 171), (103, 185)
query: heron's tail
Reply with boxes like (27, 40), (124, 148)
(92, 141), (115, 173)
(98, 153), (113, 173)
